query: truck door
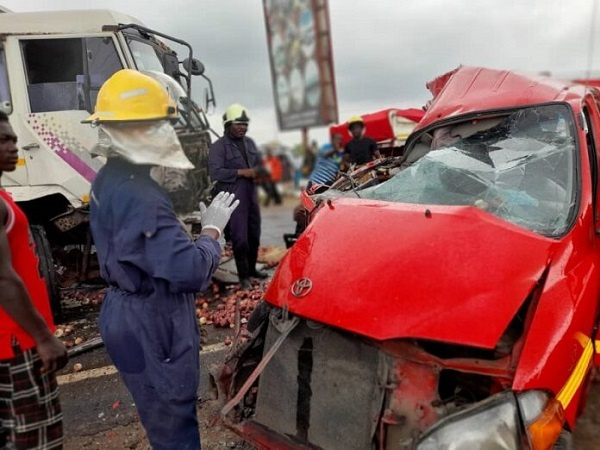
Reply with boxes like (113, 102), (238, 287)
(7, 35), (124, 206)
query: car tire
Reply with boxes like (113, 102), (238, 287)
(30, 225), (63, 323)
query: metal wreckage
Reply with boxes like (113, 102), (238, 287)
(216, 66), (600, 449)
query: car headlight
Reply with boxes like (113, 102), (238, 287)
(416, 390), (565, 450)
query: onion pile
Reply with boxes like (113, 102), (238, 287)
(62, 289), (106, 306)
(196, 281), (267, 330)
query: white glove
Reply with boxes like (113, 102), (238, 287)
(199, 192), (240, 239)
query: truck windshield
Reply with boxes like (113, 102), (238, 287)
(128, 39), (165, 72)
(344, 104), (577, 236)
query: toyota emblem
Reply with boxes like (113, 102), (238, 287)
(291, 278), (313, 298)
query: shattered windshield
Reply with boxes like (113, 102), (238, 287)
(339, 105), (577, 236)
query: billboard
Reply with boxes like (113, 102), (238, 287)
(263, 0), (338, 131)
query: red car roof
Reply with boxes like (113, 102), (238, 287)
(416, 66), (589, 131)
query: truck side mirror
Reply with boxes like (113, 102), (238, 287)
(182, 58), (205, 76)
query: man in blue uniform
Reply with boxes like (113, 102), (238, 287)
(85, 70), (239, 450)
(208, 104), (266, 290)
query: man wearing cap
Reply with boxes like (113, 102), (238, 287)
(344, 115), (381, 166)
(208, 104), (267, 290)
(86, 69), (239, 450)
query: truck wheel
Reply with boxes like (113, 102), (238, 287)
(30, 225), (63, 323)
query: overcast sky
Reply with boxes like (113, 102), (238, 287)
(2, 0), (599, 147)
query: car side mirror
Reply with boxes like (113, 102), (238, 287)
(182, 58), (205, 76)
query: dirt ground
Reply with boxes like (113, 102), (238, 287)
(63, 404), (253, 450)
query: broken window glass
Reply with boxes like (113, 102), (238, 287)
(333, 105), (577, 236)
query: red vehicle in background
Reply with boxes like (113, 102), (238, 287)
(329, 107), (425, 155)
(219, 66), (600, 449)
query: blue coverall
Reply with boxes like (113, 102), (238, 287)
(208, 135), (262, 280)
(89, 158), (221, 450)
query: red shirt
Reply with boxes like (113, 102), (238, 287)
(0, 190), (55, 359)
(264, 155), (283, 182)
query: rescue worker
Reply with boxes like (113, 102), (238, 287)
(0, 111), (68, 449)
(86, 70), (239, 450)
(344, 115), (381, 166)
(208, 104), (267, 290)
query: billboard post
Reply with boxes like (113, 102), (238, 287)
(263, 0), (338, 135)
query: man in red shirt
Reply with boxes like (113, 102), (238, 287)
(262, 149), (282, 206)
(0, 111), (68, 449)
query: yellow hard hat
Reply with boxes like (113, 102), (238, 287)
(84, 69), (178, 123)
(348, 115), (364, 128)
(223, 103), (250, 125)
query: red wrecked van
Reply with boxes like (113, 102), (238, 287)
(219, 66), (600, 450)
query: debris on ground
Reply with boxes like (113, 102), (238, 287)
(257, 245), (287, 268)
(196, 282), (266, 334)
(56, 289), (104, 348)
(55, 247), (278, 364)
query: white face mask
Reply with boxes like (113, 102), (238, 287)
(93, 121), (194, 169)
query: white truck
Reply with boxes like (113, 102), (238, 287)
(0, 8), (217, 321)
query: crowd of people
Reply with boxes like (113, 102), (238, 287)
(258, 114), (381, 202)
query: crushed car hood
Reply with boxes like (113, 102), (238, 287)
(265, 199), (557, 348)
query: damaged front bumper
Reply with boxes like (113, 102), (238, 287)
(220, 310), (567, 450)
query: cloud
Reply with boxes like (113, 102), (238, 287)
(2, 0), (599, 146)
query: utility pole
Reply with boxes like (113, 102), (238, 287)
(301, 127), (309, 152)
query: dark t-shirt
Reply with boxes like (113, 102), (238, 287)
(344, 137), (378, 164)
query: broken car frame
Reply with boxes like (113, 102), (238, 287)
(218, 66), (600, 449)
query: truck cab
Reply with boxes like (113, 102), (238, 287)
(0, 9), (215, 320)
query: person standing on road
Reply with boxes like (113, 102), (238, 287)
(208, 104), (267, 290)
(262, 149), (283, 206)
(0, 111), (68, 450)
(344, 115), (381, 166)
(86, 70), (239, 450)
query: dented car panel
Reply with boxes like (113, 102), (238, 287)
(266, 202), (556, 347)
(418, 66), (585, 131)
(223, 66), (600, 448)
